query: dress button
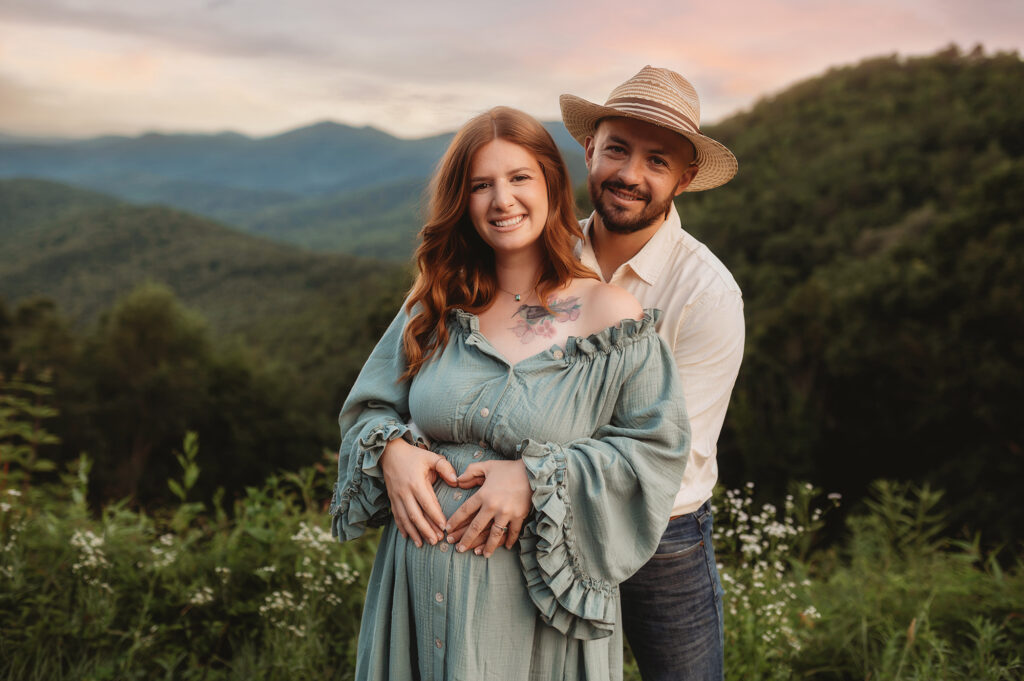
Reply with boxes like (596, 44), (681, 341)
(552, 349), (564, 360)
(453, 491), (463, 500)
(435, 638), (443, 649)
(472, 450), (483, 459)
(480, 407), (490, 418)
(439, 542), (449, 552)
(435, 592), (444, 603)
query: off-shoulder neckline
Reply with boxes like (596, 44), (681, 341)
(450, 308), (661, 368)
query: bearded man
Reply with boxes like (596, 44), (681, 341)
(560, 66), (745, 681)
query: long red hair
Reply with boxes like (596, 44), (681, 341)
(401, 106), (595, 380)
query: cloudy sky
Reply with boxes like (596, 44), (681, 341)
(1, 0), (1021, 139)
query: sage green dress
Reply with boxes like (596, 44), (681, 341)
(331, 307), (690, 681)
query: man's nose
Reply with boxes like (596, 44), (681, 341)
(616, 156), (644, 186)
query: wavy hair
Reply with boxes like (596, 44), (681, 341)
(401, 106), (595, 380)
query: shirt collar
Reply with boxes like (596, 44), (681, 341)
(580, 204), (684, 286)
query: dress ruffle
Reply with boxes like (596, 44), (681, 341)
(451, 307), (662, 364)
(563, 310), (661, 361)
(517, 438), (617, 641)
(330, 421), (408, 540)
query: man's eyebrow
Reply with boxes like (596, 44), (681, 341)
(606, 134), (669, 156)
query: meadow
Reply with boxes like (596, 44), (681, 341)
(2, 391), (1021, 680)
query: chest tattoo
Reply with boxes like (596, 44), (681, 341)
(510, 296), (582, 344)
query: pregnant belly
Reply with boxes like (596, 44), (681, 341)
(429, 441), (512, 518)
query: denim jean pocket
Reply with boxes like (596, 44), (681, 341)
(651, 538), (704, 560)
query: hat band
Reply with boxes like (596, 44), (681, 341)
(604, 96), (701, 135)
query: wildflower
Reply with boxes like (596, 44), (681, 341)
(137, 533), (180, 569)
(215, 566), (231, 583)
(70, 529), (111, 588)
(189, 586), (215, 606)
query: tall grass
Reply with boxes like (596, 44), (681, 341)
(2, 379), (1022, 680)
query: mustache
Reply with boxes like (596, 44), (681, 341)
(601, 180), (650, 202)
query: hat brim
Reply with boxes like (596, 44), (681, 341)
(560, 94), (737, 192)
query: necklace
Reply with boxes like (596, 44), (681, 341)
(496, 272), (541, 303)
(496, 283), (533, 302)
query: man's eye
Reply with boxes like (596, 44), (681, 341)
(651, 157), (668, 167)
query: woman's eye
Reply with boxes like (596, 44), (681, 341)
(471, 182), (490, 192)
(512, 174), (531, 182)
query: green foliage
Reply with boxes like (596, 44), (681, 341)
(168, 431), (200, 503)
(711, 482), (839, 679)
(1, 409), (375, 680)
(0, 286), (372, 507)
(677, 48), (1024, 543)
(0, 374), (61, 488)
(3, 392), (1021, 679)
(793, 480), (1024, 680)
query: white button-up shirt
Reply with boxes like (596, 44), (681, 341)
(577, 205), (745, 516)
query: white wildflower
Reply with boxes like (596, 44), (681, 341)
(189, 586), (215, 606)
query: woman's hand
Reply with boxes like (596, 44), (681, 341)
(380, 438), (458, 547)
(445, 459), (532, 558)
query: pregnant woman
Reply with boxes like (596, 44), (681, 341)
(330, 106), (690, 681)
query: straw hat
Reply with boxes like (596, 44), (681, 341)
(560, 66), (737, 191)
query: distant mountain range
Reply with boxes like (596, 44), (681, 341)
(0, 121), (585, 258)
(0, 178), (410, 374)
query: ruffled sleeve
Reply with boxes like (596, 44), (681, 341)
(517, 312), (691, 640)
(330, 306), (415, 541)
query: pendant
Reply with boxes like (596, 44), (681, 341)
(515, 294), (521, 301)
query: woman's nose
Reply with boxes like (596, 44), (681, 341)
(493, 184), (516, 209)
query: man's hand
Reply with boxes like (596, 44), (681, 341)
(445, 459), (531, 558)
(380, 438), (458, 547)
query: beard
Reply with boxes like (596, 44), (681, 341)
(588, 177), (674, 234)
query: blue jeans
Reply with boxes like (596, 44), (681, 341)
(620, 500), (724, 681)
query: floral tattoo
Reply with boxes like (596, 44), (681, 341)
(510, 296), (581, 343)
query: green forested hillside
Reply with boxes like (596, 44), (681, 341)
(218, 177), (429, 257)
(0, 178), (408, 343)
(679, 47), (1024, 540)
(0, 179), (412, 503)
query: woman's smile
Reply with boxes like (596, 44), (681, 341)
(491, 214), (526, 230)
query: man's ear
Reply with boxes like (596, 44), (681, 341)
(674, 165), (699, 196)
(584, 136), (596, 169)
